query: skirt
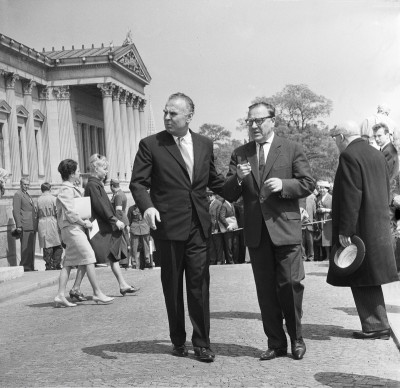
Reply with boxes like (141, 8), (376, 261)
(60, 224), (96, 267)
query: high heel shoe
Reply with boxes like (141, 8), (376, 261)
(69, 290), (87, 302)
(92, 296), (114, 305)
(120, 285), (140, 296)
(54, 296), (77, 308)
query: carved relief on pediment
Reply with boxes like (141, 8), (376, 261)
(117, 50), (145, 77)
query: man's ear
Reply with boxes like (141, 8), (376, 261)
(186, 113), (193, 123)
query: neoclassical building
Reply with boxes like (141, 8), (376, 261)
(0, 32), (152, 266)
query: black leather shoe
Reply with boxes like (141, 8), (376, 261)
(260, 347), (287, 361)
(353, 328), (391, 340)
(291, 338), (306, 360)
(193, 346), (215, 362)
(172, 344), (188, 357)
(69, 290), (87, 302)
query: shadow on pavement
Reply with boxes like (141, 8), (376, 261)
(314, 372), (400, 387)
(333, 306), (358, 316)
(211, 311), (355, 340)
(307, 272), (327, 277)
(82, 340), (262, 359)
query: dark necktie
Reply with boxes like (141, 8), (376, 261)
(259, 142), (266, 176)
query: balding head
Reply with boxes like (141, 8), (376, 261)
(330, 121), (361, 153)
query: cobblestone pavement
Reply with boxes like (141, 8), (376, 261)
(0, 263), (399, 387)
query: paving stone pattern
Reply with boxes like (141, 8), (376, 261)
(0, 263), (399, 387)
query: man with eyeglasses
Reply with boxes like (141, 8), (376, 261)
(13, 177), (38, 271)
(130, 92), (225, 362)
(223, 102), (314, 361)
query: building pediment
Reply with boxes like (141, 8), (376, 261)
(33, 109), (45, 122)
(0, 100), (11, 114)
(115, 46), (151, 83)
(16, 105), (29, 119)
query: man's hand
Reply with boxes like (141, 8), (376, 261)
(83, 220), (92, 229)
(227, 224), (235, 231)
(237, 162), (251, 180)
(339, 234), (352, 247)
(264, 178), (283, 193)
(116, 220), (125, 230)
(144, 207), (161, 230)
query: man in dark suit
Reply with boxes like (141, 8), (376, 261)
(207, 191), (223, 265)
(373, 122), (399, 182)
(13, 178), (38, 271)
(223, 102), (314, 361)
(130, 92), (225, 362)
(327, 121), (399, 340)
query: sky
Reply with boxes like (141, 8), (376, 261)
(1, 0), (399, 141)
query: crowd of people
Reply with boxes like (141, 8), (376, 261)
(3, 92), (399, 363)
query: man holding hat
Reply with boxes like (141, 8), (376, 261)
(328, 121), (399, 340)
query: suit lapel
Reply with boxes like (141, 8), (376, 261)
(261, 137), (282, 184)
(244, 141), (260, 189)
(162, 132), (189, 177)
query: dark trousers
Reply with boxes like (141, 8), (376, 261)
(235, 229), (246, 264)
(304, 229), (314, 259)
(20, 230), (36, 271)
(248, 221), (305, 349)
(43, 245), (63, 270)
(351, 286), (390, 332)
(155, 219), (211, 348)
(209, 233), (223, 265)
(222, 231), (234, 264)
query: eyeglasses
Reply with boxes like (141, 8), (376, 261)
(245, 116), (273, 127)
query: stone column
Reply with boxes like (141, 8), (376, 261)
(112, 86), (124, 179)
(139, 98), (147, 140)
(5, 73), (21, 184)
(97, 83), (117, 181)
(132, 96), (141, 151)
(40, 87), (60, 183)
(119, 90), (131, 180)
(126, 93), (137, 167)
(23, 80), (39, 184)
(35, 126), (45, 178)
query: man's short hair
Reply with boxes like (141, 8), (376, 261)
(248, 102), (275, 118)
(168, 92), (195, 114)
(372, 122), (390, 134)
(20, 178), (30, 184)
(41, 182), (51, 192)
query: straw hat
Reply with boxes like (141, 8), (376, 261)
(330, 235), (365, 276)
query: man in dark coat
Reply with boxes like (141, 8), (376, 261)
(13, 178), (38, 271)
(130, 92), (225, 362)
(223, 102), (315, 361)
(327, 121), (399, 340)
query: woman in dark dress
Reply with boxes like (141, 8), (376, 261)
(70, 154), (138, 297)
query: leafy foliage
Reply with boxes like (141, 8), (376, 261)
(199, 123), (231, 144)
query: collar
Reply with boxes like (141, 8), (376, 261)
(380, 141), (390, 150)
(173, 131), (192, 144)
(256, 132), (274, 146)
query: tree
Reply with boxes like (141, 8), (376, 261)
(272, 84), (332, 131)
(199, 123), (231, 144)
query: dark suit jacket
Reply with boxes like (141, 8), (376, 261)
(218, 200), (236, 231)
(223, 135), (315, 247)
(130, 130), (225, 241)
(12, 190), (38, 231)
(382, 142), (399, 182)
(327, 138), (398, 287)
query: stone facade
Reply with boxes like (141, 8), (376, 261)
(0, 33), (151, 267)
